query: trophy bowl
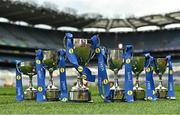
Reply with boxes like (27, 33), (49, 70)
(43, 50), (59, 101)
(107, 49), (124, 101)
(132, 56), (145, 100)
(154, 58), (167, 99)
(20, 61), (37, 100)
(69, 38), (93, 102)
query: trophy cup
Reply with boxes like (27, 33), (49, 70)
(154, 58), (168, 98)
(132, 56), (145, 100)
(20, 61), (37, 100)
(68, 38), (94, 102)
(42, 50), (59, 101)
(107, 49), (124, 101)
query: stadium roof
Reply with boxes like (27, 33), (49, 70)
(1, 0), (180, 31)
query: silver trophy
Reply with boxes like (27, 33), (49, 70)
(69, 39), (94, 102)
(20, 61), (37, 100)
(43, 50), (59, 101)
(154, 58), (168, 98)
(107, 49), (124, 101)
(132, 56), (145, 100)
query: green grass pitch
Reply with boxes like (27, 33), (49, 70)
(0, 86), (180, 114)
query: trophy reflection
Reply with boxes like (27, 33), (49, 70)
(107, 49), (124, 101)
(20, 61), (36, 100)
(69, 39), (93, 102)
(132, 56), (145, 100)
(154, 58), (167, 98)
(43, 50), (59, 101)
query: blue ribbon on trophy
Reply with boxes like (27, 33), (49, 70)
(124, 45), (134, 102)
(58, 49), (68, 102)
(91, 35), (111, 102)
(166, 55), (176, 99)
(65, 33), (95, 82)
(35, 49), (46, 102)
(144, 53), (157, 101)
(15, 60), (24, 101)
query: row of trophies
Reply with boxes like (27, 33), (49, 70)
(16, 33), (176, 103)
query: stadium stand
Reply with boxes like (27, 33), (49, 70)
(1, 0), (180, 30)
(0, 22), (180, 62)
(1, 22), (180, 50)
(0, 0), (180, 87)
(0, 0), (180, 67)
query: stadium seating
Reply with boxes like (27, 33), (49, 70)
(0, 22), (180, 67)
(1, 22), (180, 51)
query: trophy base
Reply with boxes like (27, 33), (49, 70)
(24, 88), (36, 100)
(69, 90), (92, 102)
(155, 86), (167, 99)
(46, 87), (59, 101)
(110, 88), (124, 101)
(167, 96), (176, 100)
(133, 87), (145, 100)
(70, 78), (92, 102)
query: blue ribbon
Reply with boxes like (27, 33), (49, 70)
(35, 49), (46, 102)
(91, 35), (111, 102)
(58, 49), (68, 101)
(124, 45), (134, 102)
(15, 60), (24, 101)
(166, 55), (176, 99)
(144, 53), (157, 101)
(65, 33), (95, 82)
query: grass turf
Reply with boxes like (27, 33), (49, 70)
(0, 86), (180, 114)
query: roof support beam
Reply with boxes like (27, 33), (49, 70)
(139, 18), (158, 26)
(124, 19), (136, 30)
(106, 19), (112, 31)
(165, 15), (180, 23)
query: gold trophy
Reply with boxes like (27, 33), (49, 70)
(69, 39), (94, 102)
(107, 49), (124, 101)
(154, 58), (168, 98)
(20, 61), (36, 100)
(43, 50), (59, 101)
(132, 56), (145, 100)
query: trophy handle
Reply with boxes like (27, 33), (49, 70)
(84, 47), (95, 66)
(96, 34), (100, 45)
(63, 36), (66, 48)
(87, 35), (101, 63)
(85, 37), (100, 66)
